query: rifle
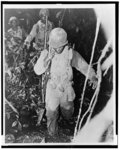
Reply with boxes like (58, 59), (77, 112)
(42, 15), (48, 103)
(37, 15), (48, 126)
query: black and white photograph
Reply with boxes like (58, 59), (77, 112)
(1, 1), (118, 147)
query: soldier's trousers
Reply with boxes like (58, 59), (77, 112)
(45, 80), (75, 135)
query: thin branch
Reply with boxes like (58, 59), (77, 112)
(102, 53), (113, 76)
(86, 89), (100, 124)
(78, 88), (97, 131)
(86, 38), (113, 122)
(74, 18), (100, 137)
(85, 78), (101, 126)
(78, 57), (102, 131)
(5, 98), (19, 115)
(78, 63), (102, 131)
(81, 36), (113, 128)
(80, 38), (112, 128)
(99, 37), (112, 62)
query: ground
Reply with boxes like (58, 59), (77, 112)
(5, 115), (76, 143)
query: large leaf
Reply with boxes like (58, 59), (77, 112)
(12, 121), (18, 127)
(18, 121), (22, 131)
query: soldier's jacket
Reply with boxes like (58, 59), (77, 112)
(8, 26), (23, 39)
(25, 20), (53, 47)
(34, 46), (96, 100)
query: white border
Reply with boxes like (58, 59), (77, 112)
(1, 2), (118, 148)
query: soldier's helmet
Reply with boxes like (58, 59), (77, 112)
(49, 28), (68, 48)
(8, 16), (17, 25)
(39, 9), (49, 17)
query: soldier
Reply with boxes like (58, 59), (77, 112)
(34, 28), (98, 136)
(24, 9), (53, 126)
(6, 16), (27, 51)
(24, 9), (53, 50)
(5, 16), (27, 68)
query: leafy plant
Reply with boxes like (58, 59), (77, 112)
(5, 32), (44, 135)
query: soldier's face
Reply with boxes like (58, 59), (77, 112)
(12, 20), (17, 27)
(54, 46), (64, 54)
(41, 14), (46, 23)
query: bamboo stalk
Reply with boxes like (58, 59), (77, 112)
(74, 18), (100, 137)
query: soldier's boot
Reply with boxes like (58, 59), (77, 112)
(46, 107), (59, 136)
(60, 101), (74, 120)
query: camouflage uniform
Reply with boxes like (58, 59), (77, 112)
(6, 17), (26, 66)
(7, 26), (23, 50)
(25, 12), (53, 50)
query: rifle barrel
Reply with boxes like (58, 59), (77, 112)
(44, 16), (48, 49)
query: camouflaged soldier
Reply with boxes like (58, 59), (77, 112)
(5, 16), (27, 67)
(24, 9), (53, 50)
(7, 16), (26, 51)
(34, 28), (98, 136)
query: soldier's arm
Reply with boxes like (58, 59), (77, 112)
(34, 49), (50, 75)
(25, 24), (37, 43)
(72, 50), (97, 81)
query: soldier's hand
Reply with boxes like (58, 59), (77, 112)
(49, 48), (55, 60)
(88, 75), (98, 89)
